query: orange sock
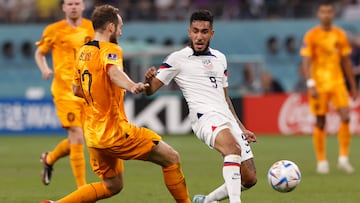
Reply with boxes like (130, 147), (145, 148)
(313, 127), (326, 161)
(162, 163), (190, 203)
(58, 182), (112, 203)
(338, 123), (351, 157)
(70, 144), (86, 188)
(47, 139), (70, 165)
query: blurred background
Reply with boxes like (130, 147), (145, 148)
(1, 0), (360, 134)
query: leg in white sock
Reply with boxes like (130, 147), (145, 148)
(222, 154), (241, 203)
(205, 184), (227, 202)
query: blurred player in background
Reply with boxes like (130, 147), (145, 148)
(300, 1), (357, 174)
(145, 10), (257, 203)
(34, 0), (94, 187)
(41, 4), (190, 203)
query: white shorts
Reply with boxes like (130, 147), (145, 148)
(191, 112), (254, 162)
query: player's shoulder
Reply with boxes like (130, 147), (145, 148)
(209, 47), (225, 58)
(45, 20), (67, 30)
(82, 18), (93, 27)
(99, 41), (122, 53)
(305, 25), (321, 36)
(165, 46), (192, 60)
(331, 25), (347, 36)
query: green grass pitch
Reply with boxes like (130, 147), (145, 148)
(0, 134), (359, 203)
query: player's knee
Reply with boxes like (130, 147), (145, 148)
(68, 126), (84, 144)
(104, 179), (124, 195)
(166, 148), (180, 165)
(242, 175), (257, 189)
(222, 143), (241, 156)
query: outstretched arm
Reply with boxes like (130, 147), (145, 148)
(224, 88), (256, 143)
(108, 64), (148, 94)
(144, 66), (164, 95)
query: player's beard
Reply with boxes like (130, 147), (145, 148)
(190, 40), (210, 55)
(110, 32), (118, 44)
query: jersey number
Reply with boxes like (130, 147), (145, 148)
(81, 70), (94, 105)
(209, 76), (218, 88)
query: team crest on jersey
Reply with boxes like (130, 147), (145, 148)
(107, 53), (118, 60)
(202, 59), (213, 69)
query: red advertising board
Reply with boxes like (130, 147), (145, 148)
(243, 93), (360, 135)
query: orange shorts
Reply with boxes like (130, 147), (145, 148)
(53, 97), (84, 128)
(308, 84), (350, 115)
(88, 123), (162, 179)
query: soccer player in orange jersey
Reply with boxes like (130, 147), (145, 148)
(34, 0), (94, 187)
(41, 4), (190, 203)
(300, 1), (357, 174)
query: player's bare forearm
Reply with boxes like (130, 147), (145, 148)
(224, 89), (256, 142)
(144, 66), (164, 95)
(302, 57), (312, 80)
(343, 56), (357, 89)
(34, 48), (53, 80)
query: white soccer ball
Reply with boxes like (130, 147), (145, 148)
(267, 160), (301, 193)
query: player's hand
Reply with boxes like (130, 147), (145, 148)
(130, 82), (149, 94)
(41, 68), (53, 80)
(308, 86), (318, 99)
(144, 66), (157, 82)
(243, 129), (257, 143)
(350, 87), (357, 101)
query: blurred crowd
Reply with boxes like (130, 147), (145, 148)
(1, 0), (360, 24)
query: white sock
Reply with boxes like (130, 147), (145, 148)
(206, 183), (248, 202)
(206, 184), (227, 202)
(338, 156), (349, 164)
(222, 154), (241, 203)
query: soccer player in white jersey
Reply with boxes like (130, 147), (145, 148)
(144, 10), (257, 203)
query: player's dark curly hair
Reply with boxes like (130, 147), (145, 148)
(190, 10), (213, 27)
(317, 0), (334, 9)
(91, 4), (120, 31)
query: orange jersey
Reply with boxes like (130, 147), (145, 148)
(36, 19), (94, 99)
(300, 25), (352, 92)
(74, 40), (128, 148)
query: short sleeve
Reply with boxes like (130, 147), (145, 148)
(102, 46), (124, 71)
(339, 30), (352, 56)
(35, 25), (55, 54)
(300, 31), (312, 57)
(156, 53), (180, 85)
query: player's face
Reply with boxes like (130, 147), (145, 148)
(188, 20), (214, 53)
(62, 0), (84, 20)
(317, 5), (334, 26)
(110, 15), (123, 44)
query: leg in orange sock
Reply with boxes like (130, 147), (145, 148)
(57, 182), (112, 203)
(338, 122), (351, 157)
(70, 144), (86, 188)
(313, 126), (326, 161)
(47, 139), (70, 165)
(162, 163), (190, 203)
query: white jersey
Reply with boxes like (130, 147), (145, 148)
(156, 46), (234, 125)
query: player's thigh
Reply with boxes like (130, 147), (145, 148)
(88, 147), (124, 181)
(193, 112), (233, 148)
(53, 98), (84, 128)
(214, 128), (241, 156)
(116, 124), (162, 160)
(331, 86), (350, 119)
(147, 140), (179, 166)
(308, 91), (328, 115)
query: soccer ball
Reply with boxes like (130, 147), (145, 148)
(267, 160), (301, 193)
